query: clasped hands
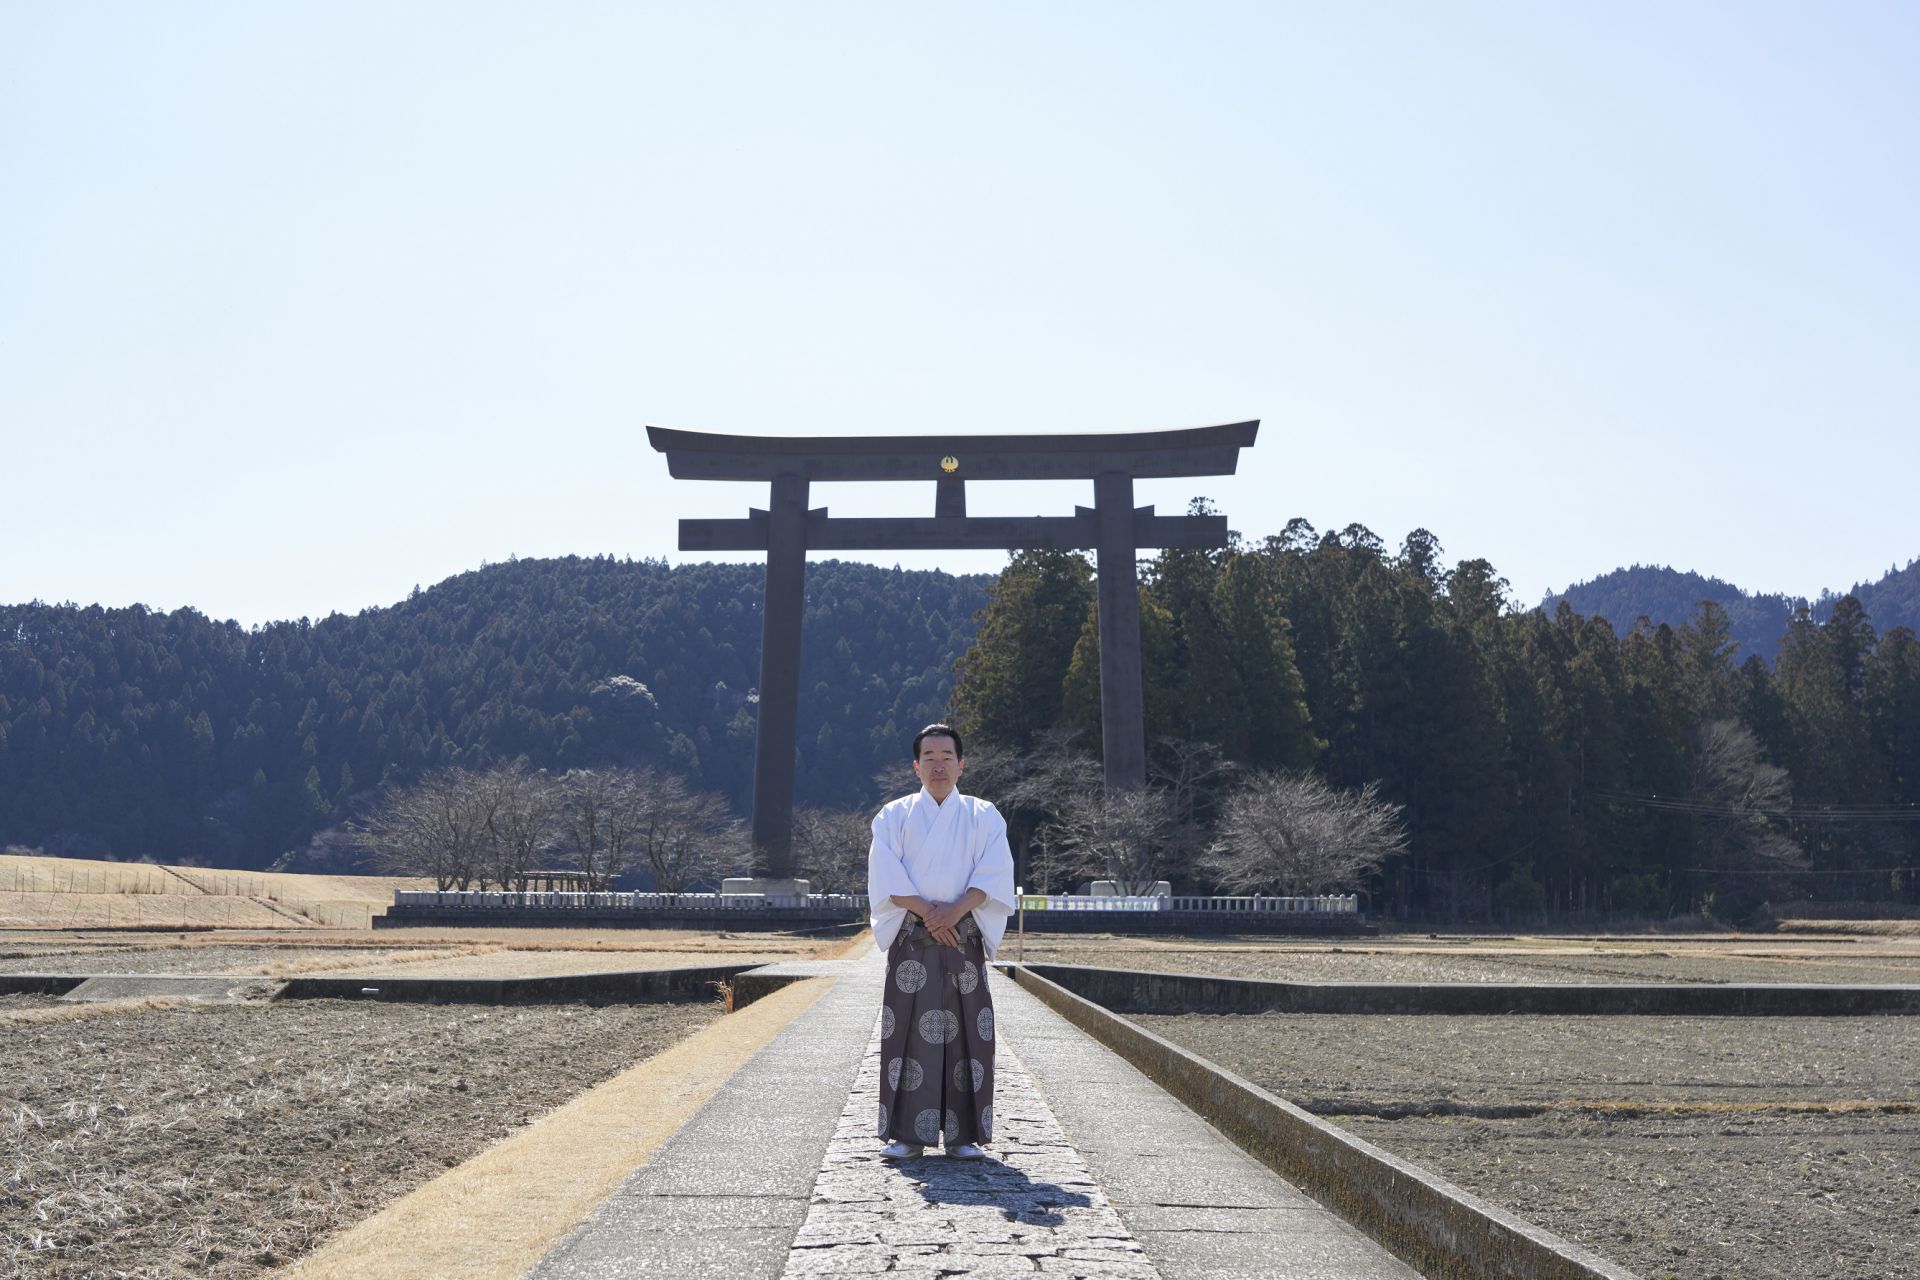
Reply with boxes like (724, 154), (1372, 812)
(893, 892), (981, 949)
(918, 899), (971, 948)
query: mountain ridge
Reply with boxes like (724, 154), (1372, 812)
(1543, 557), (1920, 663)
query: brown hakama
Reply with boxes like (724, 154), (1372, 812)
(875, 913), (995, 1148)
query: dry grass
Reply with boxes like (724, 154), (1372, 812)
(0, 892), (309, 931)
(1571, 1098), (1918, 1117)
(0, 926), (854, 985)
(1780, 918), (1920, 937)
(0, 995), (195, 1027)
(257, 947), (493, 979)
(1017, 929), (1920, 985)
(0, 854), (434, 932)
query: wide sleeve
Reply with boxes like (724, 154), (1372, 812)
(867, 807), (918, 953)
(965, 804), (1018, 959)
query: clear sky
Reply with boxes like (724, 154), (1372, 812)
(4, 2), (1915, 627)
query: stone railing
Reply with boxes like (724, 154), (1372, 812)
(391, 890), (869, 911)
(1016, 894), (1359, 915)
(393, 890), (1357, 915)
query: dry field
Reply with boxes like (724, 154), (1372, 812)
(1, 997), (721, 1279)
(1101, 928), (1920, 1280)
(1144, 1011), (1920, 1280)
(0, 926), (847, 981)
(1016, 931), (1920, 985)
(0, 854), (437, 931)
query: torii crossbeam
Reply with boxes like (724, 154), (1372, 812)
(648, 421), (1260, 879)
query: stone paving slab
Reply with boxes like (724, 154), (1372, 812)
(527, 958), (878, 1280)
(784, 1028), (1157, 1278)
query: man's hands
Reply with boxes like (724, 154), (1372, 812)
(892, 888), (989, 948)
(919, 898), (971, 946)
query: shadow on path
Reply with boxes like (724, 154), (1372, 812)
(896, 1153), (1093, 1227)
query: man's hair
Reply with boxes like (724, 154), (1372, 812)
(912, 723), (965, 760)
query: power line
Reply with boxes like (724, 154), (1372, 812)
(1671, 865), (1914, 876)
(1590, 790), (1920, 822)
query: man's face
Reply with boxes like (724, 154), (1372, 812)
(913, 735), (964, 798)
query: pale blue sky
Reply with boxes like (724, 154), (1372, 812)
(4, 2), (1915, 626)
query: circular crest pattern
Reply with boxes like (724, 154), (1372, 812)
(952, 1057), (986, 1092)
(895, 960), (928, 994)
(943, 1109), (961, 1144)
(880, 1006), (896, 1040)
(876, 1102), (888, 1138)
(980, 1104), (993, 1140)
(914, 1108), (944, 1144)
(958, 961), (979, 994)
(976, 1006), (995, 1041)
(918, 1008), (960, 1045)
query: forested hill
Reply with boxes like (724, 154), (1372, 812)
(1547, 559), (1920, 663)
(0, 557), (990, 866)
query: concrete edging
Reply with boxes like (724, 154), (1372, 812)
(1002, 963), (1638, 1280)
(1020, 962), (1920, 1016)
(279, 964), (757, 1003)
(0, 974), (86, 997)
(5, 964), (825, 1008)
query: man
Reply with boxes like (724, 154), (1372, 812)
(867, 723), (1016, 1160)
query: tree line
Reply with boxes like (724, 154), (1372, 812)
(949, 516), (1920, 924)
(0, 557), (985, 867)
(7, 526), (1918, 924)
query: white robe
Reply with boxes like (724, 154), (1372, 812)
(868, 787), (1017, 959)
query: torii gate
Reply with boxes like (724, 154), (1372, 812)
(647, 421), (1260, 883)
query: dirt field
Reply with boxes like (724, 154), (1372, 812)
(0, 927), (845, 980)
(1, 996), (721, 1279)
(1017, 932), (1920, 985)
(1140, 1011), (1920, 1280)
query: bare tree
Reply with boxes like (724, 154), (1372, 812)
(633, 772), (749, 891)
(791, 806), (874, 894)
(1040, 786), (1179, 895)
(1203, 772), (1407, 896)
(479, 762), (561, 889)
(998, 728), (1101, 819)
(1150, 736), (1241, 868)
(557, 768), (641, 890)
(956, 729), (1102, 892)
(1690, 720), (1805, 909)
(358, 767), (496, 890)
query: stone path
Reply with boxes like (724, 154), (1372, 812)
(527, 954), (1416, 1280)
(785, 1024), (1157, 1278)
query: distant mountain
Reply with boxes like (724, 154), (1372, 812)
(1545, 558), (1920, 663)
(1831, 558), (1920, 641)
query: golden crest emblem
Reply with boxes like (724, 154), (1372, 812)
(940, 455), (960, 474)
